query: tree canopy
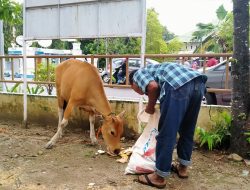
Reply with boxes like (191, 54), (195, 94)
(192, 5), (234, 53)
(0, 0), (22, 53)
(146, 8), (168, 54)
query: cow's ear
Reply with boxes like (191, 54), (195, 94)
(118, 110), (126, 119)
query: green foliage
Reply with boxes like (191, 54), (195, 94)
(34, 63), (56, 95)
(192, 23), (215, 46)
(162, 26), (175, 41)
(0, 0), (22, 24)
(238, 113), (247, 120)
(4, 82), (44, 95)
(107, 38), (140, 54)
(80, 38), (140, 55)
(111, 76), (115, 83)
(192, 4), (234, 53)
(193, 23), (215, 38)
(201, 38), (223, 53)
(0, 0), (23, 53)
(27, 85), (44, 95)
(217, 13), (233, 52)
(5, 83), (20, 93)
(195, 111), (232, 150)
(50, 39), (72, 50)
(35, 63), (55, 82)
(244, 132), (250, 144)
(216, 5), (228, 20)
(166, 38), (183, 53)
(195, 127), (222, 150)
(146, 9), (168, 54)
(146, 9), (179, 54)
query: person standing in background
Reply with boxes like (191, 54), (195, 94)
(183, 57), (191, 68)
(206, 57), (218, 67)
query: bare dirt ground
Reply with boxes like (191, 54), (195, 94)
(0, 122), (249, 190)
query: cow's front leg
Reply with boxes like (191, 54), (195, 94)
(89, 114), (97, 144)
(45, 118), (68, 149)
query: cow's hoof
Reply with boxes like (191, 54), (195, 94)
(91, 138), (98, 145)
(45, 142), (54, 149)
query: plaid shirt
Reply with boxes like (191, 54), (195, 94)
(133, 62), (203, 100)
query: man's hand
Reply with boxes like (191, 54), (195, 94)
(146, 81), (160, 115)
(145, 106), (155, 114)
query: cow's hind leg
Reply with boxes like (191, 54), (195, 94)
(45, 100), (74, 149)
(57, 100), (67, 138)
(89, 113), (97, 144)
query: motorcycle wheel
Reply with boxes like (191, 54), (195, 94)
(102, 74), (110, 83)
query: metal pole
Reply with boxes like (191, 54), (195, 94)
(140, 0), (146, 69)
(138, 0), (147, 133)
(0, 20), (5, 90)
(0, 20), (3, 54)
(105, 38), (108, 70)
(23, 0), (28, 127)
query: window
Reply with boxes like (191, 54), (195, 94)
(129, 59), (139, 68)
(214, 64), (226, 71)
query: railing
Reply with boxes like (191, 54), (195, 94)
(0, 53), (232, 94)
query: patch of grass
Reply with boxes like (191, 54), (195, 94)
(84, 150), (95, 157)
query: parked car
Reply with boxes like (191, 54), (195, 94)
(4, 72), (11, 77)
(198, 60), (232, 105)
(14, 72), (22, 78)
(101, 58), (159, 83)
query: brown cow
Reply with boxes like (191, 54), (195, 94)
(45, 59), (125, 155)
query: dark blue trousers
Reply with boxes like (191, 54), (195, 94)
(155, 76), (207, 177)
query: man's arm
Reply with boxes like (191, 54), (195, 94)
(145, 81), (160, 114)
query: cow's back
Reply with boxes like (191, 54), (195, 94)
(55, 59), (104, 102)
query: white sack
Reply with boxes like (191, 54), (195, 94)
(125, 109), (160, 174)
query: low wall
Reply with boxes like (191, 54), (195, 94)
(0, 93), (231, 138)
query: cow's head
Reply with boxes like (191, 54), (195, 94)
(101, 110), (125, 155)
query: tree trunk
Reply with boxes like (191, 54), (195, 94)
(230, 0), (250, 158)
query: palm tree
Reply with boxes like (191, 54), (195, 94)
(192, 5), (233, 53)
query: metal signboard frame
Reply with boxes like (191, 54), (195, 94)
(25, 0), (144, 40)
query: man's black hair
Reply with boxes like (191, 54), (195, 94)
(129, 69), (138, 84)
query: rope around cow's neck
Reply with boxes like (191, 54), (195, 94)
(107, 112), (116, 116)
(96, 126), (102, 141)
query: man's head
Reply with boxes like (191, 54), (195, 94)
(129, 69), (144, 95)
(129, 69), (138, 85)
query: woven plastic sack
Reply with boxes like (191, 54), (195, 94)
(125, 109), (160, 174)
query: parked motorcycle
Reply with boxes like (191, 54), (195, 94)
(101, 67), (126, 84)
